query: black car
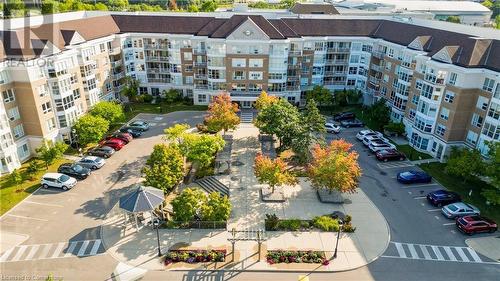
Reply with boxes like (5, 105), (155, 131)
(340, 119), (364, 128)
(57, 163), (91, 180)
(119, 127), (142, 138)
(426, 190), (461, 207)
(87, 146), (115, 158)
(333, 112), (356, 121)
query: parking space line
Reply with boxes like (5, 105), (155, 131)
(443, 222), (455, 226)
(434, 216), (440, 220)
(427, 209), (441, 212)
(395, 242), (407, 258)
(24, 201), (63, 208)
(401, 183), (440, 189)
(5, 214), (48, 222)
(413, 196), (426, 199)
(465, 248), (482, 262)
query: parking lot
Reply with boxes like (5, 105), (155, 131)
(326, 126), (495, 264)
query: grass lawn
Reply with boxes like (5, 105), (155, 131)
(0, 158), (69, 215)
(420, 162), (499, 222)
(396, 144), (433, 161)
(123, 102), (207, 121)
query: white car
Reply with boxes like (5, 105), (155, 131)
(325, 123), (341, 134)
(368, 141), (396, 152)
(362, 135), (389, 146)
(41, 173), (77, 191)
(356, 129), (381, 141)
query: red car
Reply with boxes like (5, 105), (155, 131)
(105, 132), (132, 144)
(100, 138), (125, 151)
(375, 149), (406, 161)
(456, 215), (497, 235)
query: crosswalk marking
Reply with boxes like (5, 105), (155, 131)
(377, 161), (414, 169)
(431, 246), (444, 261)
(0, 239), (103, 263)
(384, 242), (485, 264)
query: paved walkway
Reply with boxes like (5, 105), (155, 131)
(465, 236), (500, 262)
(101, 124), (390, 272)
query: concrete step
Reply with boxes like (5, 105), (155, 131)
(196, 176), (229, 197)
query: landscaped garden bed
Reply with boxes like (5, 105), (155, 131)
(164, 249), (226, 265)
(265, 213), (356, 232)
(266, 250), (329, 265)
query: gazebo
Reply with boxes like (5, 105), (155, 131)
(119, 184), (165, 231)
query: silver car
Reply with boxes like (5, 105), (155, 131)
(76, 156), (106, 170)
(441, 202), (480, 219)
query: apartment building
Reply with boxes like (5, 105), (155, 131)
(0, 11), (499, 173)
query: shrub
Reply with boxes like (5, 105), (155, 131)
(265, 213), (279, 231)
(143, 94), (154, 103)
(195, 165), (214, 179)
(277, 219), (303, 231)
(164, 249), (226, 265)
(266, 250), (327, 265)
(312, 216), (339, 231)
(342, 224), (356, 233)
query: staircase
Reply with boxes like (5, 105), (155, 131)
(196, 176), (230, 197)
(240, 111), (254, 123)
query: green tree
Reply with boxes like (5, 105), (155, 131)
(308, 140), (362, 194)
(496, 15), (500, 29)
(445, 146), (484, 182)
(89, 101), (125, 124)
(255, 91), (279, 110)
(26, 160), (39, 180)
(481, 0), (493, 9)
(164, 89), (180, 105)
(200, 0), (218, 12)
(35, 140), (69, 169)
(280, 0), (298, 9)
(171, 187), (206, 222)
(73, 114), (110, 146)
(366, 99), (390, 130)
(200, 192), (231, 221)
(254, 153), (298, 193)
(94, 3), (109, 11)
(9, 169), (23, 186)
(143, 144), (185, 195)
(255, 99), (301, 150)
(291, 99), (326, 162)
(121, 76), (140, 102)
(182, 134), (225, 169)
(187, 4), (199, 12)
(109, 0), (129, 10)
(303, 99), (326, 135)
(307, 85), (332, 107)
(204, 92), (240, 134)
(164, 123), (190, 145)
(41, 0), (59, 14)
(481, 142), (500, 205)
(3, 0), (25, 18)
(446, 16), (461, 23)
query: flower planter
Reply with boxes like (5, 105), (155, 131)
(266, 250), (329, 265)
(164, 249), (226, 266)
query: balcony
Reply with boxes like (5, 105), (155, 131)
(144, 43), (168, 50)
(194, 74), (207, 79)
(289, 50), (301, 56)
(230, 91), (261, 97)
(326, 47), (350, 53)
(194, 84), (208, 90)
(194, 62), (207, 67)
(145, 56), (169, 62)
(372, 51), (385, 59)
(232, 76), (246, 81)
(370, 64), (382, 72)
(193, 49), (206, 55)
(109, 47), (121, 55)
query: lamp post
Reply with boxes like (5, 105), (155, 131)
(333, 218), (343, 259)
(153, 219), (161, 257)
(71, 129), (81, 156)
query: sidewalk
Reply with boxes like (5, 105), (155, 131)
(465, 236), (500, 262)
(100, 123), (390, 272)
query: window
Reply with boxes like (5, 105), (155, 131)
(388, 48), (395, 58)
(58, 115), (67, 128)
(198, 94), (207, 103)
(249, 59), (263, 68)
(436, 124), (446, 137)
(232, 58), (246, 68)
(2, 89), (15, 102)
(409, 109), (416, 120)
(17, 143), (29, 159)
(487, 102), (500, 120)
(415, 80), (423, 90)
(482, 78), (495, 92)
(482, 122), (499, 140)
(348, 67), (357, 75)
(183, 52), (192, 61)
(46, 118), (56, 131)
(232, 70), (245, 80)
(448, 72), (457, 85)
(383, 74), (389, 83)
(471, 113), (483, 127)
(466, 130), (478, 145)
(385, 61), (392, 71)
(440, 108), (449, 120)
(13, 124), (24, 139)
(349, 54), (360, 64)
(7, 107), (20, 121)
(42, 102), (52, 114)
(249, 71), (263, 80)
(444, 91), (455, 103)
(412, 94), (419, 105)
(185, 76), (193, 85)
(476, 96), (489, 111)
(38, 85), (48, 97)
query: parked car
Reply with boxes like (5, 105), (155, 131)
(426, 190), (461, 207)
(57, 163), (91, 180)
(356, 129), (379, 141)
(362, 135), (389, 146)
(127, 120), (149, 131)
(375, 149), (406, 162)
(368, 140), (396, 152)
(456, 215), (497, 235)
(340, 119), (364, 128)
(100, 138), (125, 151)
(119, 127), (142, 138)
(442, 202), (480, 219)
(396, 170), (432, 184)
(325, 123), (341, 133)
(41, 173), (77, 191)
(76, 156), (106, 170)
(105, 132), (132, 144)
(333, 112), (355, 121)
(87, 146), (115, 158)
